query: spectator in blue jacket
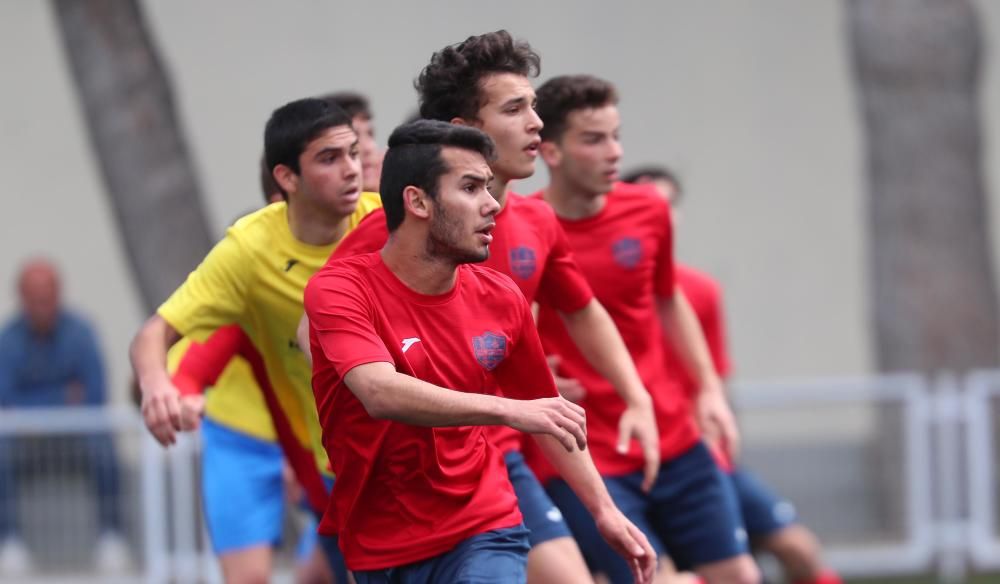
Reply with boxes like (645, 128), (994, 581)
(0, 259), (129, 576)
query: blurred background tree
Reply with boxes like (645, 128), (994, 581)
(52, 0), (212, 311)
(848, 0), (998, 374)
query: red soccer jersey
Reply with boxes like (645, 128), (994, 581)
(171, 325), (330, 514)
(531, 183), (700, 481)
(304, 252), (560, 571)
(330, 193), (594, 454)
(664, 264), (731, 397)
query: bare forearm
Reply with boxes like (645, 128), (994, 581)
(344, 362), (511, 427)
(659, 292), (721, 392)
(130, 315), (180, 394)
(561, 300), (650, 407)
(534, 434), (617, 520)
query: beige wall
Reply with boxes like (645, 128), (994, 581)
(2, 1), (998, 402)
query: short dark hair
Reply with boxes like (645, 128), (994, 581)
(416, 30), (541, 122)
(264, 98), (354, 178)
(380, 120), (496, 232)
(321, 91), (372, 120)
(536, 75), (618, 142)
(622, 165), (684, 203)
(259, 153), (284, 202)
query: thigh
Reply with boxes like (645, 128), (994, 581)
(547, 476), (664, 584)
(729, 467), (797, 539)
(201, 419), (285, 554)
(431, 524), (531, 584)
(504, 451), (572, 546)
(648, 442), (749, 571)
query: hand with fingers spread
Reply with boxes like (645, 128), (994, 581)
(616, 398), (661, 492)
(505, 396), (587, 452)
(595, 507), (658, 584)
(546, 355), (587, 403)
(697, 379), (740, 463)
(140, 378), (184, 446)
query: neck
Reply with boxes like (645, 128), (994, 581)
(489, 174), (511, 210)
(381, 231), (459, 295)
(286, 198), (349, 246)
(542, 174), (606, 220)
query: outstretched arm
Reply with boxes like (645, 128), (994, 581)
(659, 290), (739, 459)
(343, 361), (587, 453)
(560, 298), (660, 491)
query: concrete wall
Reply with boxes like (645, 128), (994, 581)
(2, 0), (998, 402)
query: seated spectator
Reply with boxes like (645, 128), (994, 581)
(0, 259), (129, 576)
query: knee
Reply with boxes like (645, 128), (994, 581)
(699, 555), (761, 584)
(760, 525), (824, 572)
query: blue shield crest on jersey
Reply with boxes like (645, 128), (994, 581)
(509, 246), (537, 279)
(612, 237), (643, 269)
(472, 331), (507, 371)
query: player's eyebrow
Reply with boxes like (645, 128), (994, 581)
(461, 172), (491, 184)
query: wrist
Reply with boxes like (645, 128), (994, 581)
(589, 498), (620, 524)
(697, 372), (724, 395)
(139, 370), (172, 396)
(623, 387), (653, 410)
(493, 396), (516, 427)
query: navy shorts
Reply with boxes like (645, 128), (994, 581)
(504, 451), (573, 546)
(353, 524), (530, 584)
(728, 467), (797, 538)
(547, 442), (748, 583)
(315, 475), (349, 584)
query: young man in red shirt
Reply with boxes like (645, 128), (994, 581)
(301, 30), (659, 584)
(303, 119), (656, 583)
(624, 168), (843, 584)
(531, 75), (759, 584)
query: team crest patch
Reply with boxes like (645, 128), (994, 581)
(612, 237), (643, 269)
(509, 246), (537, 279)
(472, 331), (508, 371)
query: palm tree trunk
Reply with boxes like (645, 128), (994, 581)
(51, 0), (213, 312)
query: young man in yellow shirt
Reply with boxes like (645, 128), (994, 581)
(131, 97), (380, 583)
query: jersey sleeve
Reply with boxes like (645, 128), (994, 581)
(158, 231), (252, 337)
(304, 268), (394, 376)
(534, 217), (594, 313)
(654, 200), (677, 299)
(171, 325), (247, 396)
(331, 208), (390, 261)
(492, 290), (559, 400)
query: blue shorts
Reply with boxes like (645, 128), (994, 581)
(353, 525), (530, 584)
(504, 451), (573, 546)
(201, 418), (284, 553)
(547, 442), (748, 582)
(728, 467), (797, 538)
(315, 475), (349, 584)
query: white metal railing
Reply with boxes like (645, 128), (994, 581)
(732, 373), (935, 578)
(5, 371), (1000, 582)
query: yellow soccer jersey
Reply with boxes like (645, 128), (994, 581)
(166, 338), (276, 441)
(158, 193), (382, 475)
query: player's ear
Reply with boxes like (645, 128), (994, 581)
(273, 164), (299, 198)
(539, 141), (561, 167)
(449, 117), (469, 127)
(403, 185), (432, 220)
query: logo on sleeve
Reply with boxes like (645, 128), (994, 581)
(611, 237), (642, 269)
(401, 337), (421, 353)
(472, 331), (507, 371)
(509, 246), (537, 279)
(284, 259), (299, 272)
